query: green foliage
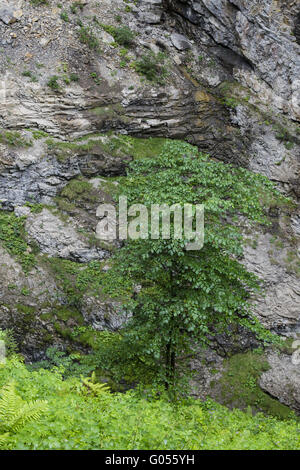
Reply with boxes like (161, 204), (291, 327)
(83, 330), (155, 390)
(22, 70), (38, 82)
(59, 178), (96, 203)
(28, 347), (95, 379)
(0, 355), (300, 450)
(0, 212), (36, 273)
(60, 11), (69, 22)
(101, 140), (289, 392)
(101, 24), (135, 47)
(78, 26), (99, 50)
(44, 133), (169, 163)
(81, 372), (110, 397)
(24, 202), (44, 214)
(70, 2), (84, 14)
(44, 257), (102, 305)
(0, 381), (48, 449)
(0, 130), (32, 147)
(222, 96), (239, 109)
(29, 129), (48, 140)
(30, 0), (48, 5)
(90, 72), (102, 85)
(108, 135), (168, 159)
(273, 125), (294, 145)
(0, 330), (18, 357)
(133, 51), (168, 83)
(69, 72), (79, 82)
(47, 75), (60, 91)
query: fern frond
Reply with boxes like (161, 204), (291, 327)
(81, 374), (110, 397)
(0, 432), (10, 449)
(0, 382), (48, 433)
(0, 382), (23, 431)
(11, 400), (48, 432)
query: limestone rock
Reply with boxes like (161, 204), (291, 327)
(81, 296), (130, 331)
(25, 209), (108, 263)
(0, 7), (22, 25)
(171, 32), (192, 51)
(166, 0), (300, 120)
(260, 352), (300, 413)
(14, 205), (31, 218)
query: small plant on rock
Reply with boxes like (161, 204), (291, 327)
(60, 11), (69, 22)
(30, 0), (48, 5)
(78, 26), (99, 51)
(102, 25), (135, 47)
(47, 75), (60, 91)
(134, 51), (168, 84)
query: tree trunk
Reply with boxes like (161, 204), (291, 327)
(165, 340), (176, 390)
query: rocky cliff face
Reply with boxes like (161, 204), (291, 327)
(165, 0), (300, 120)
(0, 0), (299, 412)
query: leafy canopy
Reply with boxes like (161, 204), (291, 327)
(101, 140), (288, 390)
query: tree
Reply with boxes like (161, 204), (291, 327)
(101, 140), (288, 393)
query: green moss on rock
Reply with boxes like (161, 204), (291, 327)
(212, 350), (294, 419)
(0, 212), (36, 273)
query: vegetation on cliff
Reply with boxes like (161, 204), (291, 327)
(0, 351), (299, 450)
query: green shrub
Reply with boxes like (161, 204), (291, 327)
(60, 11), (69, 22)
(90, 72), (101, 85)
(0, 212), (36, 273)
(273, 124), (296, 149)
(69, 73), (79, 82)
(78, 26), (99, 50)
(102, 25), (135, 47)
(0, 381), (48, 449)
(47, 75), (60, 91)
(134, 51), (167, 83)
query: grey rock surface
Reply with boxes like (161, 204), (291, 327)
(170, 32), (192, 50)
(243, 233), (300, 330)
(25, 209), (108, 263)
(260, 351), (300, 413)
(166, 0), (300, 120)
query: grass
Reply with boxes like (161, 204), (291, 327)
(0, 130), (32, 147)
(69, 73), (79, 82)
(70, 1), (84, 14)
(28, 129), (49, 140)
(22, 70), (38, 82)
(45, 133), (172, 162)
(59, 178), (97, 204)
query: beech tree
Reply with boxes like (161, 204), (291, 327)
(101, 140), (287, 392)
